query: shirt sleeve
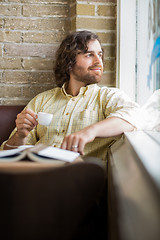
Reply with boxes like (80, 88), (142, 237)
(16, 94), (42, 145)
(103, 88), (141, 130)
(0, 95), (41, 149)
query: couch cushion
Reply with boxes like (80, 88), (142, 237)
(0, 105), (25, 145)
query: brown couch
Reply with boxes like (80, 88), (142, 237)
(0, 105), (107, 240)
(0, 105), (25, 145)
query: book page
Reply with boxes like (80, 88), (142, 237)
(37, 146), (80, 162)
(0, 144), (80, 163)
(0, 148), (23, 158)
(0, 148), (27, 162)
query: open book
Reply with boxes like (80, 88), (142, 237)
(0, 144), (80, 163)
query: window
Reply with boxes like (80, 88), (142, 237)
(117, 0), (160, 105)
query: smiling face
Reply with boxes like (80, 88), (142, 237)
(70, 39), (104, 85)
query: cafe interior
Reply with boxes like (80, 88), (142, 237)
(0, 0), (159, 240)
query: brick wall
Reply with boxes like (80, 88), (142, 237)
(0, 0), (117, 105)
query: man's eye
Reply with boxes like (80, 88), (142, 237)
(86, 53), (92, 57)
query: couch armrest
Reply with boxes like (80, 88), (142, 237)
(0, 105), (25, 145)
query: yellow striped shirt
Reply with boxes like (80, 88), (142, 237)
(2, 84), (140, 162)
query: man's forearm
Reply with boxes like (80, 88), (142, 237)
(91, 117), (135, 138)
(61, 116), (135, 155)
(3, 132), (27, 150)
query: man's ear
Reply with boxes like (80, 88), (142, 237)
(69, 65), (73, 72)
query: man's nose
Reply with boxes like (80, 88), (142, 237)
(93, 54), (102, 64)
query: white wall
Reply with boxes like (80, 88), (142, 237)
(117, 0), (136, 101)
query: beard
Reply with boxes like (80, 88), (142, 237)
(71, 65), (102, 85)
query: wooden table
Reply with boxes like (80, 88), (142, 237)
(0, 156), (106, 240)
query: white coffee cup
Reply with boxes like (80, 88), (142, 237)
(37, 112), (53, 126)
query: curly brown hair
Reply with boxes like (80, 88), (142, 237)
(54, 30), (103, 87)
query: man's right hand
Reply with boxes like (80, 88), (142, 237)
(16, 109), (38, 138)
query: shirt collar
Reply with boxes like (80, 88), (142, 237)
(61, 83), (97, 98)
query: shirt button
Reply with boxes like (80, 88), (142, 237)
(66, 112), (69, 115)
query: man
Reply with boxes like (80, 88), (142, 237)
(2, 30), (140, 162)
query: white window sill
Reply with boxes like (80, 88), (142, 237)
(124, 131), (160, 191)
(108, 130), (160, 240)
